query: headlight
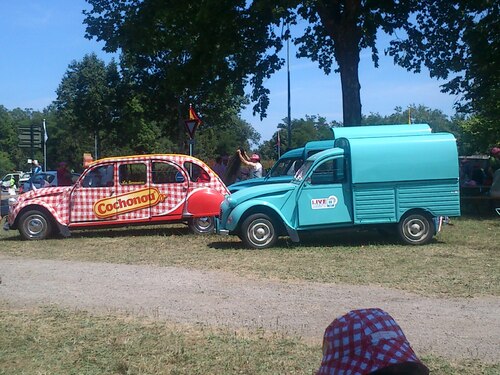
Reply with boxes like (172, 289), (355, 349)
(8, 197), (17, 207)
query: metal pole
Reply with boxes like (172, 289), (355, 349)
(94, 131), (98, 159)
(43, 119), (47, 171)
(287, 24), (292, 149)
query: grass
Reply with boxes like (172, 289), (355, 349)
(0, 305), (498, 375)
(1, 216), (498, 298)
(1, 216), (499, 374)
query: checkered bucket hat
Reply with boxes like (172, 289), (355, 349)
(317, 308), (422, 375)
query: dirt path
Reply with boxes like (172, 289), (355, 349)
(0, 255), (498, 363)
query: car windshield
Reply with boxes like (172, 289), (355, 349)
(292, 160), (314, 183)
(269, 157), (302, 177)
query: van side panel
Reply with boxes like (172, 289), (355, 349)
(348, 134), (459, 184)
(353, 180), (460, 224)
(353, 185), (396, 223)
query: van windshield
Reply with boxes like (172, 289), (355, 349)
(292, 161), (314, 183)
(270, 157), (302, 177)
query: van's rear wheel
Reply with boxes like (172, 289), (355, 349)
(188, 216), (215, 234)
(19, 210), (52, 240)
(241, 213), (277, 249)
(398, 213), (434, 245)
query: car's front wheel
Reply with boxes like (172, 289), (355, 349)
(18, 209), (53, 240)
(188, 216), (215, 234)
(240, 213), (278, 249)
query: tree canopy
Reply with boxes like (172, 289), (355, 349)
(83, 0), (496, 129)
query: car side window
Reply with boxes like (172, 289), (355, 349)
(119, 163), (147, 186)
(311, 158), (345, 185)
(183, 162), (210, 182)
(152, 162), (185, 184)
(82, 165), (114, 188)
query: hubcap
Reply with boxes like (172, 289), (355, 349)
(248, 220), (273, 247)
(26, 216), (45, 237)
(405, 218), (427, 240)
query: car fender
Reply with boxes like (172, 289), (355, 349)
(11, 199), (66, 230)
(224, 198), (294, 233)
(185, 188), (226, 217)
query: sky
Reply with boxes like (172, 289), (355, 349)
(1, 1), (459, 142)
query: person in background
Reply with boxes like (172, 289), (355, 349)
(237, 149), (263, 178)
(487, 147), (500, 183)
(57, 162), (72, 186)
(317, 308), (429, 375)
(212, 156), (227, 181)
(32, 160), (42, 175)
(8, 174), (16, 195)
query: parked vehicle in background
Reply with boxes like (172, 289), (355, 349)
(5, 154), (229, 240)
(228, 140), (334, 193)
(1, 172), (23, 191)
(227, 124), (432, 194)
(18, 171), (80, 194)
(217, 125), (460, 249)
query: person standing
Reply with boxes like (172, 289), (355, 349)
(57, 162), (72, 186)
(32, 160), (42, 175)
(212, 156), (228, 181)
(237, 149), (263, 178)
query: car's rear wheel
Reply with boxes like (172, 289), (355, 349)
(18, 210), (53, 240)
(188, 216), (215, 234)
(398, 213), (434, 245)
(240, 213), (278, 249)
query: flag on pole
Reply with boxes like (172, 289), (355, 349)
(189, 104), (201, 124)
(43, 119), (48, 142)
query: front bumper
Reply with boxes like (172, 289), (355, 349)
(3, 217), (10, 231)
(214, 217), (229, 235)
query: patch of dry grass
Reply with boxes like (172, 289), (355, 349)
(1, 217), (498, 297)
(1, 305), (498, 375)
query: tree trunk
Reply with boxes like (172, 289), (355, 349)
(316, 0), (363, 126)
(337, 40), (362, 126)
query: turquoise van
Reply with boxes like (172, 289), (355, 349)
(217, 127), (460, 249)
(227, 124), (432, 193)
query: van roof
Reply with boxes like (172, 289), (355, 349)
(331, 124), (431, 139)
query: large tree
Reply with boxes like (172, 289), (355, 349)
(84, 0), (495, 129)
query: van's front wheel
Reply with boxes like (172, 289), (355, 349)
(241, 213), (278, 249)
(398, 213), (434, 245)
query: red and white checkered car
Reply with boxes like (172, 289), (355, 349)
(5, 154), (230, 240)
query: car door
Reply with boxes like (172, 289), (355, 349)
(69, 163), (117, 223)
(149, 158), (189, 220)
(297, 156), (353, 227)
(113, 160), (152, 222)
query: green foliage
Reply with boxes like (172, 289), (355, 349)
(456, 115), (500, 155)
(258, 115), (335, 161)
(387, 0), (499, 122)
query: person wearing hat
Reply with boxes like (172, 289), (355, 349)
(237, 149), (263, 178)
(317, 308), (429, 375)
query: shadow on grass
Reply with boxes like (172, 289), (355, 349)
(1, 224), (193, 242)
(208, 228), (406, 250)
(69, 225), (192, 239)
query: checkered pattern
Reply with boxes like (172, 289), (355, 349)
(317, 308), (421, 375)
(9, 154), (229, 228)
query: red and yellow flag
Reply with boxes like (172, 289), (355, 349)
(189, 105), (201, 124)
